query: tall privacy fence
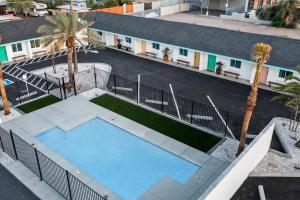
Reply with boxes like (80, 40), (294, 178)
(44, 67), (268, 142)
(0, 127), (107, 200)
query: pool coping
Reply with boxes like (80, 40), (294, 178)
(0, 94), (227, 200)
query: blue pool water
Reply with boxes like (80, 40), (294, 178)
(36, 118), (199, 200)
(4, 79), (13, 86)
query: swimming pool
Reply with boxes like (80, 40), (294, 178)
(36, 118), (199, 200)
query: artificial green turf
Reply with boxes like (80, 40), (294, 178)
(90, 94), (221, 152)
(17, 95), (61, 113)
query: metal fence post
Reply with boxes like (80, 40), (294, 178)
(94, 67), (97, 88)
(9, 130), (18, 160)
(15, 81), (22, 104)
(65, 170), (73, 200)
(113, 75), (117, 95)
(58, 78), (63, 99)
(62, 77), (67, 99)
(190, 101), (194, 124)
(136, 81), (139, 104)
(34, 148), (43, 181)
(137, 74), (140, 104)
(73, 74), (77, 95)
(0, 136), (4, 152)
(44, 73), (49, 94)
(224, 111), (229, 137)
(161, 90), (164, 113)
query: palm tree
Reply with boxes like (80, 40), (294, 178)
(0, 63), (11, 115)
(272, 66), (300, 132)
(236, 43), (272, 156)
(37, 12), (93, 85)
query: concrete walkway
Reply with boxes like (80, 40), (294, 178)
(157, 13), (300, 40)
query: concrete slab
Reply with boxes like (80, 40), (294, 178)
(142, 130), (170, 146)
(181, 147), (211, 166)
(161, 139), (190, 156)
(57, 119), (82, 132)
(10, 113), (55, 137)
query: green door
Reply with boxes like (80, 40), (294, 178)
(207, 54), (216, 71)
(0, 46), (8, 63)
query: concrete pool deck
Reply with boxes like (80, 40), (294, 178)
(0, 94), (228, 200)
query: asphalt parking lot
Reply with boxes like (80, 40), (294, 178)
(19, 48), (290, 121)
(232, 176), (300, 200)
(0, 164), (39, 200)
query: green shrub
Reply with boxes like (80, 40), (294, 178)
(256, 0), (299, 28)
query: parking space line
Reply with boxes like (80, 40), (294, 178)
(35, 78), (43, 86)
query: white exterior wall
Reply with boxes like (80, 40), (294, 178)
(116, 35), (135, 49)
(199, 120), (275, 200)
(146, 41), (161, 58)
(133, 39), (141, 54)
(160, 4), (180, 16)
(219, 57), (254, 80)
(172, 47), (194, 63)
(267, 67), (286, 84)
(105, 33), (115, 46)
(6, 41), (30, 61)
(145, 41), (195, 64)
(152, 1), (162, 9)
(133, 3), (144, 12)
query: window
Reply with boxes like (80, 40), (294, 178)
(279, 70), (293, 78)
(152, 43), (160, 50)
(125, 37), (131, 44)
(230, 59), (241, 69)
(30, 39), (41, 49)
(179, 48), (188, 56)
(97, 31), (102, 36)
(12, 43), (22, 53)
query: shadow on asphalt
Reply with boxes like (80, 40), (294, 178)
(232, 177), (300, 200)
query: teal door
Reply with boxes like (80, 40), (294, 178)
(207, 54), (216, 71)
(0, 46), (8, 62)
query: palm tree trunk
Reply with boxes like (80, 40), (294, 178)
(70, 0), (74, 13)
(0, 63), (11, 115)
(236, 63), (262, 156)
(67, 47), (74, 85)
(73, 46), (78, 73)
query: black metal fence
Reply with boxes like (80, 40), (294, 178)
(0, 127), (107, 200)
(0, 65), (268, 142)
(43, 67), (268, 142)
(0, 79), (46, 109)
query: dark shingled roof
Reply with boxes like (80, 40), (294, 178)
(0, 12), (97, 44)
(0, 17), (46, 44)
(0, 12), (299, 69)
(90, 12), (300, 70)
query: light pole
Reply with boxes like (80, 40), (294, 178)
(206, 0), (210, 16)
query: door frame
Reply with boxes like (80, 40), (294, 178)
(194, 52), (200, 68)
(207, 54), (216, 71)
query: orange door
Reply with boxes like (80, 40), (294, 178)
(259, 66), (269, 84)
(141, 40), (146, 53)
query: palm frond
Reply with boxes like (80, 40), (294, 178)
(251, 43), (272, 64)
